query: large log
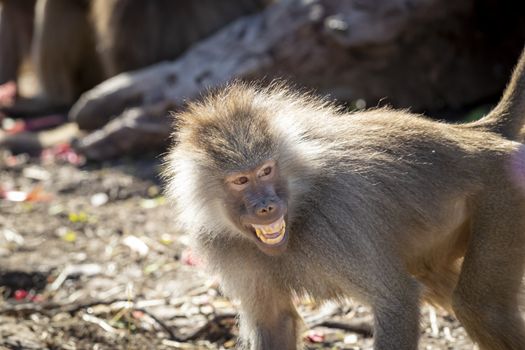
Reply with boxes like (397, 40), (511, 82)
(70, 0), (525, 159)
(70, 0), (317, 130)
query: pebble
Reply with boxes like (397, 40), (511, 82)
(90, 192), (109, 207)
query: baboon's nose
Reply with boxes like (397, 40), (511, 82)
(256, 201), (276, 216)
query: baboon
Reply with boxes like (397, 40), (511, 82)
(0, 0), (267, 122)
(164, 47), (525, 349)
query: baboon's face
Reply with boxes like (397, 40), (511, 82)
(223, 159), (289, 256)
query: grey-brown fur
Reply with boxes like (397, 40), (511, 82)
(164, 48), (525, 349)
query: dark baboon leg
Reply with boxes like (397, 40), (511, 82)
(33, 0), (103, 107)
(452, 186), (525, 349)
(369, 268), (421, 350)
(0, 0), (36, 85)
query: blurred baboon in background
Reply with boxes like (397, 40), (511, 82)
(0, 0), (267, 116)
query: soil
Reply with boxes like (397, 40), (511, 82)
(0, 151), (478, 350)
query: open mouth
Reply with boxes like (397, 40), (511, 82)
(251, 216), (286, 245)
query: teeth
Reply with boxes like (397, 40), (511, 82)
(252, 217), (286, 245)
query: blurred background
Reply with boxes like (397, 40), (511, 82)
(0, 0), (524, 349)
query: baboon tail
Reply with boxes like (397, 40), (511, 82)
(471, 46), (525, 141)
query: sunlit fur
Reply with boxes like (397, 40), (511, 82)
(164, 83), (334, 243)
(164, 51), (525, 350)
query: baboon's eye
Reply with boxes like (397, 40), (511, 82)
(233, 176), (249, 185)
(261, 166), (272, 176)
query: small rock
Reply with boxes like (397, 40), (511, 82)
(90, 192), (109, 207)
(123, 235), (149, 257)
(344, 334), (359, 344)
(23, 166), (50, 181)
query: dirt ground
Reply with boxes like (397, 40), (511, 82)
(0, 150), (479, 350)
